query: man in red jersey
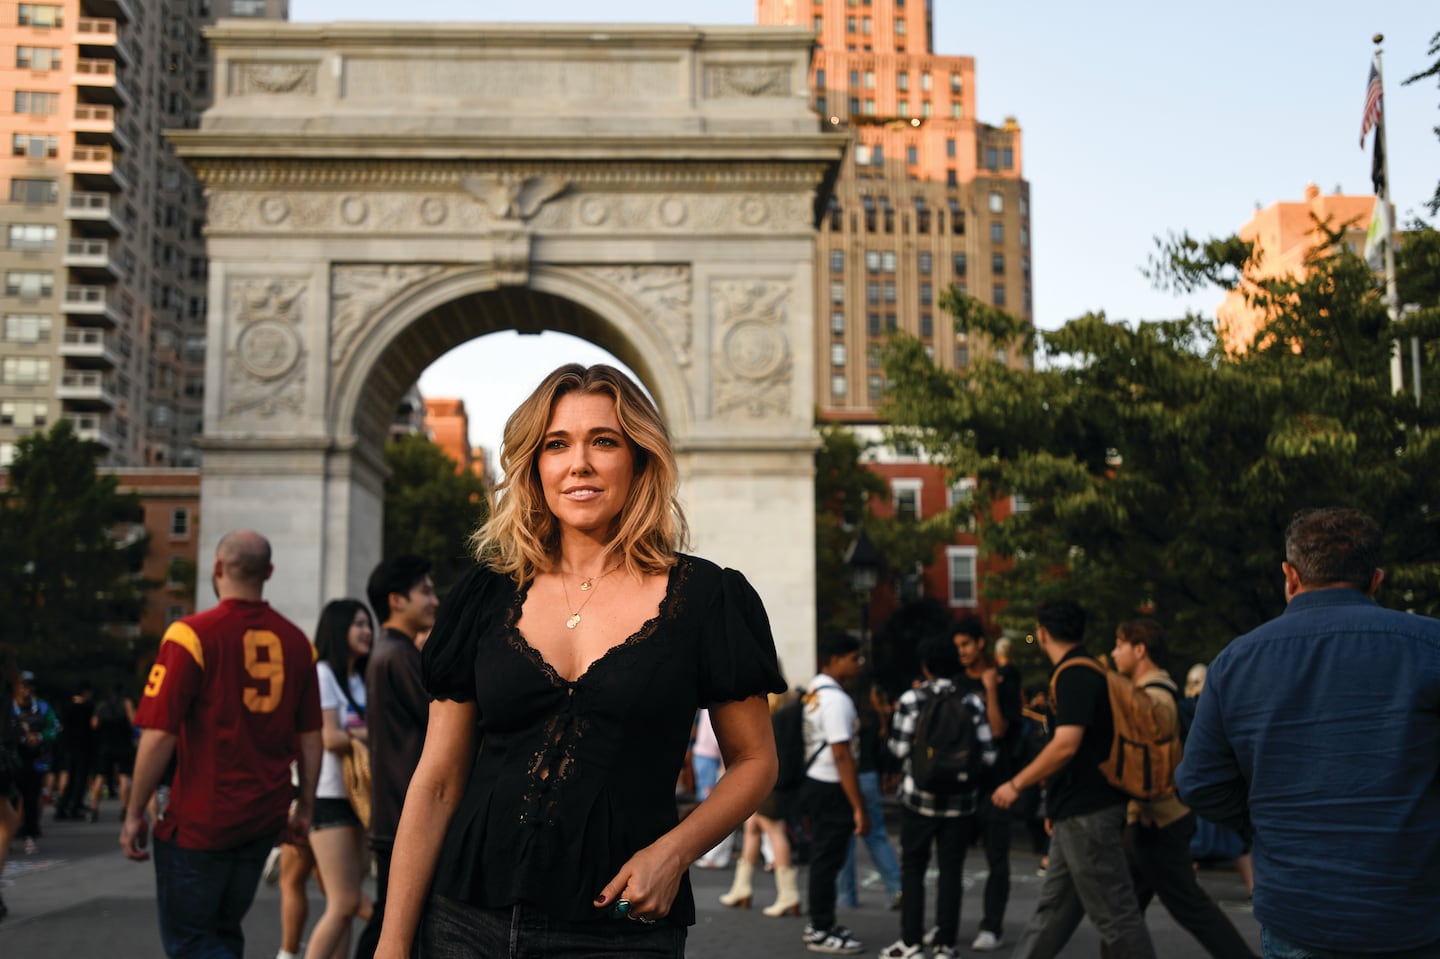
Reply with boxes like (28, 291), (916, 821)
(122, 529), (322, 959)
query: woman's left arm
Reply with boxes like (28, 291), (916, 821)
(594, 695), (776, 920)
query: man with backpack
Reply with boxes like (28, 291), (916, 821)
(990, 600), (1155, 959)
(880, 635), (996, 959)
(799, 631), (869, 955)
(1107, 619), (1256, 959)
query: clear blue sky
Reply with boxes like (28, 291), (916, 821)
(290, 0), (1438, 455)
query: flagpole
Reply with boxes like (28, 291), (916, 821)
(1373, 37), (1404, 396)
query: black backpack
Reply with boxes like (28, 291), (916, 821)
(773, 691), (827, 792)
(910, 685), (982, 794)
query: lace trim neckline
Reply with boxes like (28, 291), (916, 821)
(505, 556), (690, 687)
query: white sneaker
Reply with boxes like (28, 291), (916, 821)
(931, 947), (958, 959)
(971, 930), (1003, 951)
(805, 925), (864, 955)
(878, 940), (923, 959)
(921, 926), (939, 946)
(261, 845), (282, 885)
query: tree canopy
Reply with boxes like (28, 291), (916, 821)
(382, 433), (490, 594)
(0, 420), (147, 688)
(882, 224), (1439, 669)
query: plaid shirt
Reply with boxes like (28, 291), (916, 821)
(888, 678), (997, 817)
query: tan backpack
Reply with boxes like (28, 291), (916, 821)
(1049, 658), (1182, 800)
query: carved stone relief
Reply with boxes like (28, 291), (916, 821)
(705, 65), (790, 98)
(231, 61), (319, 97)
(585, 266), (693, 367)
(205, 190), (811, 235)
(330, 265), (447, 366)
(710, 279), (792, 419)
(225, 278), (308, 417)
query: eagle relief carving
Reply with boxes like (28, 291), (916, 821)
(461, 174), (568, 224)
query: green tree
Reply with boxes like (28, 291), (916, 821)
(0, 420), (147, 686)
(883, 226), (1440, 668)
(814, 421), (888, 639)
(382, 433), (490, 593)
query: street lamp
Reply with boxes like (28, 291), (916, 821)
(844, 526), (885, 662)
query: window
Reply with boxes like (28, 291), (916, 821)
(884, 281), (897, 304)
(866, 250), (881, 273)
(9, 179), (56, 205)
(13, 91), (58, 115)
(993, 253), (1005, 275)
(953, 253), (967, 276)
(892, 479), (922, 521)
(918, 252), (932, 275)
(920, 71), (931, 91)
(951, 102), (963, 119)
(17, 4), (63, 27)
(946, 138), (956, 158)
(949, 199), (965, 235)
(862, 16), (871, 33)
(854, 144), (871, 166)
(831, 311), (845, 335)
(946, 546), (978, 606)
(864, 70), (875, 89)
(895, 17), (905, 34)
(921, 101), (932, 118)
(995, 347), (1008, 364)
(946, 169), (957, 187)
(830, 250), (845, 272)
(816, 69), (826, 87)
(814, 16), (822, 32)
(831, 374), (847, 399)
(849, 69), (860, 87)
(868, 374), (884, 400)
(920, 312), (933, 337)
(16, 46), (61, 69)
(898, 100), (910, 118)
(951, 72), (963, 94)
(830, 281), (845, 305)
(0, 400), (47, 427)
(947, 477), (977, 509)
(867, 313), (882, 336)
(864, 99), (876, 116)
(4, 313), (50, 341)
(985, 146), (1000, 171)
(1019, 196), (1028, 217)
(993, 283), (1007, 307)
(872, 144), (884, 167)
(955, 343), (969, 367)
(991, 222), (1004, 244)
(906, 144), (918, 165)
(7, 224), (55, 249)
(1, 356), (49, 385)
(171, 508), (190, 538)
(831, 343), (847, 367)
(881, 251), (896, 272)
(5, 270), (52, 297)
(886, 312), (897, 331)
(1003, 147), (1015, 170)
(897, 71), (909, 91)
(1021, 226), (1030, 248)
(867, 281), (881, 305)
(12, 134), (57, 158)
(847, 16), (856, 32)
(989, 192), (1004, 214)
(816, 95), (827, 115)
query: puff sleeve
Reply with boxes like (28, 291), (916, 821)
(696, 566), (788, 706)
(421, 563), (510, 704)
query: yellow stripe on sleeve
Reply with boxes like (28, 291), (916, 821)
(161, 621), (205, 670)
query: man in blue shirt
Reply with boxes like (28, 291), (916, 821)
(1176, 507), (1440, 958)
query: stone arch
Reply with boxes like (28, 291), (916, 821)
(174, 22), (844, 681)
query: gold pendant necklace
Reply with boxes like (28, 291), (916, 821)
(560, 561), (621, 629)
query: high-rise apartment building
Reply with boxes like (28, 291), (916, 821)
(0, 0), (287, 469)
(757, 0), (1032, 420)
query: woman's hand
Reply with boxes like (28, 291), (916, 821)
(594, 839), (688, 922)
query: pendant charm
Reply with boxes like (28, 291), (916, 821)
(566, 613), (581, 629)
(580, 579), (593, 591)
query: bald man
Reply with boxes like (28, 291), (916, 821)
(124, 530), (323, 959)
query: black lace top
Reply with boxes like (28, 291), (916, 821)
(420, 554), (785, 926)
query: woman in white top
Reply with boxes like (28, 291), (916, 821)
(306, 599), (373, 959)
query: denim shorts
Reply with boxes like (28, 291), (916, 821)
(421, 895), (686, 959)
(311, 797), (361, 833)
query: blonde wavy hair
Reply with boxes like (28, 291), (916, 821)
(470, 363), (689, 585)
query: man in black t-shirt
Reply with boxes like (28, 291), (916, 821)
(990, 601), (1154, 959)
(951, 616), (1022, 952)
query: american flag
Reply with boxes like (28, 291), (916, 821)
(1360, 58), (1383, 148)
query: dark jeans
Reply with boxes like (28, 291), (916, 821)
(1262, 928), (1440, 959)
(975, 791), (1012, 935)
(58, 748), (94, 815)
(153, 833), (274, 958)
(1102, 813), (1256, 959)
(1010, 804), (1156, 959)
(353, 847), (397, 959)
(899, 806), (973, 948)
(801, 778), (855, 932)
(16, 765), (43, 839)
(421, 895), (685, 958)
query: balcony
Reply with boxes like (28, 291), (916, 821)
(66, 191), (123, 234)
(82, 0), (136, 26)
(62, 284), (123, 326)
(63, 237), (121, 276)
(74, 17), (133, 64)
(69, 103), (131, 152)
(59, 326), (121, 368)
(57, 370), (117, 409)
(73, 58), (128, 105)
(69, 412), (121, 451)
(67, 143), (130, 191)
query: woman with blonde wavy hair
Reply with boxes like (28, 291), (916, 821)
(374, 363), (784, 958)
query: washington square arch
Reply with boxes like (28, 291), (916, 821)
(171, 20), (846, 680)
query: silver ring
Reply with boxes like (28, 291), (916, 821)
(630, 913), (656, 925)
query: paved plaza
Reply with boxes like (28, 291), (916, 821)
(1, 795), (1260, 957)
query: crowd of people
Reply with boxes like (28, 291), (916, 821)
(3, 361), (1437, 959)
